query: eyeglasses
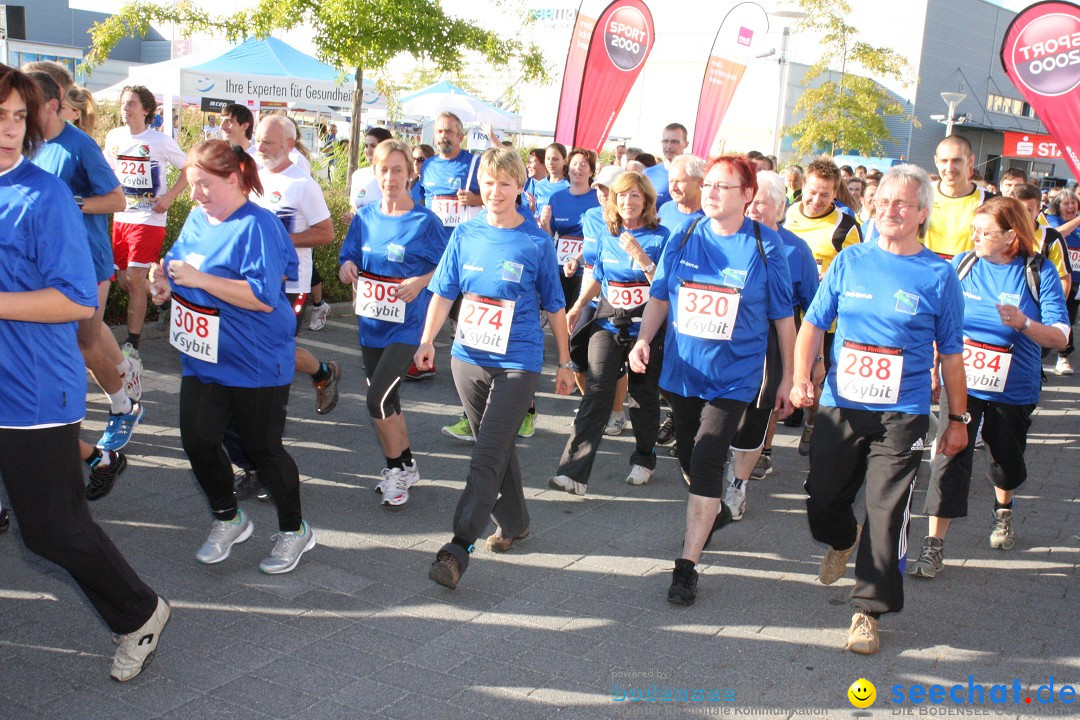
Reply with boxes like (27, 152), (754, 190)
(970, 226), (1009, 241)
(874, 198), (918, 213)
(701, 183), (744, 193)
(413, 156), (425, 163)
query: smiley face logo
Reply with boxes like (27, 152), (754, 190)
(848, 678), (876, 709)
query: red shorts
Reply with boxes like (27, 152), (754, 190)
(112, 222), (167, 271)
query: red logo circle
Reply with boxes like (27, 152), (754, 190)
(1009, 10), (1080, 97)
(604, 6), (651, 72)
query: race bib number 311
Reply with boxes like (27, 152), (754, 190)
(431, 195), (480, 227)
(170, 294), (220, 363)
(677, 281), (741, 340)
(836, 340), (903, 404)
(458, 293), (513, 355)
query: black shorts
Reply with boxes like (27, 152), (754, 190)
(731, 322), (780, 451)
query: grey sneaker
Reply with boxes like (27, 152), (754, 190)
(798, 423), (814, 456)
(750, 453), (773, 480)
(111, 596), (170, 682)
(548, 474), (587, 495)
(723, 480), (746, 522)
(908, 535), (944, 578)
(259, 520), (316, 574)
(604, 410), (626, 436)
(195, 509), (253, 564)
(819, 525), (861, 585)
(990, 509), (1015, 550)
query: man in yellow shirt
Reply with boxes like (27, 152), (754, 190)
(783, 158), (862, 455)
(924, 136), (994, 260)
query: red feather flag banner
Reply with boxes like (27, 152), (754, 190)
(1000, 0), (1080, 179)
(554, 0), (608, 146)
(692, 2), (769, 159)
(568, 0), (656, 152)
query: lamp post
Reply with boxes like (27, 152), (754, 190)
(941, 91), (967, 137)
(771, 10), (808, 159)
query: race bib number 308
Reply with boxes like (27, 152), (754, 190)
(354, 272), (405, 324)
(836, 340), (903, 404)
(677, 281), (741, 340)
(963, 338), (1012, 393)
(170, 294), (220, 363)
(458, 293), (514, 355)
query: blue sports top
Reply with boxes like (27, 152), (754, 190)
(650, 217), (793, 402)
(806, 241), (964, 414)
(165, 202), (299, 388)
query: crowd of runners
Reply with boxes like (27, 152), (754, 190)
(2, 59), (1078, 684)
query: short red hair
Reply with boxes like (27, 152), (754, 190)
(705, 154), (757, 211)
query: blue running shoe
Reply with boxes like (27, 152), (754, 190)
(98, 402), (145, 451)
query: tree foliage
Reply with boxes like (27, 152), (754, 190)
(85, 0), (549, 179)
(784, 0), (914, 158)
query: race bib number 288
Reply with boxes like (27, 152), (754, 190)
(836, 340), (903, 404)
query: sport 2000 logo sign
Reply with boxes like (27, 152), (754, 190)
(604, 6), (651, 71)
(1007, 7), (1080, 96)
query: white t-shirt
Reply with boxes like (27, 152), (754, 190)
(104, 126), (188, 227)
(251, 164), (331, 294)
(350, 166), (382, 209)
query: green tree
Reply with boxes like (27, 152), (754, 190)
(784, 0), (914, 158)
(84, 0), (548, 186)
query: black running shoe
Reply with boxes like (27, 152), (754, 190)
(656, 411), (675, 445)
(87, 451), (127, 501)
(783, 407), (804, 427)
(667, 558), (698, 605)
(0, 507), (9, 533)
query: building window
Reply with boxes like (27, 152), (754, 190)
(987, 93), (1037, 119)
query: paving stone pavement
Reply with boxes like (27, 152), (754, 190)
(1, 304), (1078, 719)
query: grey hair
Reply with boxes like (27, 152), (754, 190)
(670, 153), (705, 180)
(260, 114), (296, 141)
(436, 111), (464, 136)
(879, 164), (934, 238)
(1049, 189), (1078, 217)
(755, 170), (787, 215)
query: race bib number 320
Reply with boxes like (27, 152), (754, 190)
(170, 294), (220, 363)
(677, 281), (741, 340)
(836, 340), (903, 404)
(963, 338), (1011, 393)
(458, 293), (513, 355)
(354, 272), (405, 324)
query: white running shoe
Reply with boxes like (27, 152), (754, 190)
(121, 354), (143, 402)
(381, 468), (411, 508)
(308, 302), (331, 331)
(626, 465), (653, 486)
(604, 410), (626, 436)
(259, 521), (316, 573)
(1056, 356), (1073, 376)
(723, 480), (746, 521)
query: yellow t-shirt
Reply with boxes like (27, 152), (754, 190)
(1039, 225), (1072, 281)
(924, 184), (994, 260)
(782, 203), (862, 275)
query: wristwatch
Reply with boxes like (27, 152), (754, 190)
(643, 262), (656, 274)
(558, 361), (576, 370)
(1022, 317), (1032, 331)
(74, 195), (85, 208)
(948, 412), (971, 424)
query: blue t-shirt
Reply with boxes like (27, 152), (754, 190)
(165, 202), (299, 388)
(777, 226), (820, 313)
(593, 225), (668, 337)
(644, 164), (670, 207)
(428, 216), (565, 372)
(549, 187), (600, 277)
(418, 150), (480, 202)
(340, 204), (450, 348)
(650, 217), (793, 402)
(0, 159), (98, 427)
(533, 178), (569, 215)
(952, 252), (1068, 405)
(806, 241), (964, 414)
(31, 123), (121, 283)
(1046, 214), (1080, 282)
(658, 202), (705, 236)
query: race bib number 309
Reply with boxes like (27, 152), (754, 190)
(458, 293), (514, 355)
(836, 340), (903, 404)
(677, 281), (741, 340)
(354, 272), (405, 324)
(170, 294), (220, 363)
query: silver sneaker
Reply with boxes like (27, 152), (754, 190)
(195, 509), (253, 564)
(381, 468), (411, 509)
(750, 453), (773, 480)
(723, 480), (746, 521)
(121, 353), (143, 402)
(604, 410), (626, 436)
(908, 535), (944, 578)
(548, 474), (587, 495)
(625, 465), (653, 486)
(990, 509), (1016, 550)
(259, 521), (316, 574)
(111, 596), (170, 682)
(376, 462), (420, 493)
(308, 302), (331, 331)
